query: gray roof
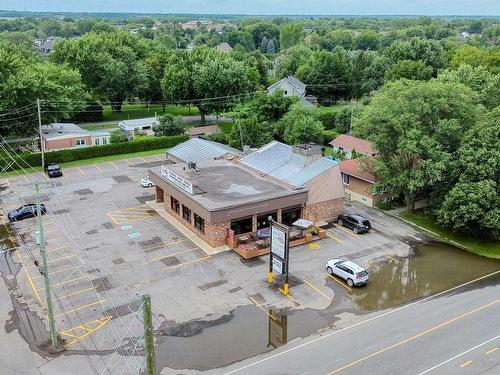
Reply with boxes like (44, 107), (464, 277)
(41, 123), (89, 140)
(240, 141), (338, 188)
(167, 138), (241, 163)
(118, 117), (158, 130)
(267, 75), (307, 93)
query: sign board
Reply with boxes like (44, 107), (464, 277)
(161, 165), (194, 194)
(270, 224), (287, 259)
(272, 258), (285, 275)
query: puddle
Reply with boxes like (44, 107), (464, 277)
(155, 241), (500, 371)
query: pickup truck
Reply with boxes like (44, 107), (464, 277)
(45, 163), (63, 178)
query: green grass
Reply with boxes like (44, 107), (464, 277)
(315, 104), (349, 114)
(0, 148), (166, 177)
(217, 121), (234, 134)
(399, 210), (500, 259)
(101, 104), (200, 122)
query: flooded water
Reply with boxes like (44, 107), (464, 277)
(155, 241), (500, 371)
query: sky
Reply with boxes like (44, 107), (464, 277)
(1, 0), (499, 15)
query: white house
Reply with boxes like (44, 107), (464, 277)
(267, 75), (306, 99)
(118, 117), (158, 139)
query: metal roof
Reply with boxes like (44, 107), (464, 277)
(118, 117), (158, 130)
(167, 138), (241, 163)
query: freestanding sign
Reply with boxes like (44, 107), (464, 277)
(268, 220), (290, 295)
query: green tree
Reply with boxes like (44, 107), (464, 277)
(247, 22), (280, 51)
(384, 37), (445, 70)
(355, 80), (481, 212)
(354, 30), (380, 50)
(280, 23), (303, 50)
(384, 60), (433, 82)
(321, 29), (354, 50)
(229, 116), (273, 149)
(276, 45), (312, 76)
(153, 114), (184, 136)
(451, 45), (500, 74)
(276, 104), (324, 145)
(110, 130), (128, 143)
(231, 91), (298, 123)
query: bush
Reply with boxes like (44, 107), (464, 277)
(0, 134), (189, 171)
(322, 129), (338, 145)
(317, 107), (352, 133)
(203, 131), (229, 144)
(110, 129), (128, 143)
(376, 201), (394, 210)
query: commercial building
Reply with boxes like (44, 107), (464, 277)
(41, 123), (111, 151)
(149, 140), (344, 251)
(165, 138), (241, 164)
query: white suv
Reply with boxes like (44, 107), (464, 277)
(326, 259), (369, 287)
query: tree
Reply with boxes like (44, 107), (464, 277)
(280, 23), (303, 50)
(354, 80), (481, 212)
(228, 116), (273, 149)
(451, 46), (500, 74)
(384, 37), (445, 70)
(231, 91), (298, 123)
(110, 130), (128, 143)
(276, 104), (324, 145)
(260, 36), (268, 53)
(247, 22), (280, 51)
(266, 39), (276, 54)
(276, 45), (312, 77)
(384, 60), (433, 82)
(153, 114), (184, 136)
(354, 30), (380, 50)
(321, 30), (354, 51)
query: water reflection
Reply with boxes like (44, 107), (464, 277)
(267, 309), (287, 349)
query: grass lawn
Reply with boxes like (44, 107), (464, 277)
(0, 149), (167, 177)
(399, 210), (500, 259)
(101, 104), (200, 122)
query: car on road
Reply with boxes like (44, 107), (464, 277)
(8, 204), (47, 222)
(140, 176), (155, 188)
(326, 259), (369, 287)
(337, 213), (371, 234)
(45, 163), (62, 178)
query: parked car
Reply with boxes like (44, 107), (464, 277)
(8, 204), (47, 222)
(326, 259), (369, 287)
(337, 213), (371, 234)
(140, 176), (155, 188)
(45, 163), (62, 178)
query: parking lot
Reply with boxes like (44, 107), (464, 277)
(0, 152), (439, 372)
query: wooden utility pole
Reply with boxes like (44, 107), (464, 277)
(143, 294), (156, 375)
(37, 99), (45, 170)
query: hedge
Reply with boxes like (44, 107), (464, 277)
(0, 134), (188, 171)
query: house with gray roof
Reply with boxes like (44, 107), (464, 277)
(267, 75), (307, 99)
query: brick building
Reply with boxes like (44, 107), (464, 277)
(41, 123), (110, 151)
(149, 141), (344, 249)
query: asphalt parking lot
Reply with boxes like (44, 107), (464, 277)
(0, 152), (435, 373)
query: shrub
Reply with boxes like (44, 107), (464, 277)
(110, 129), (128, 143)
(322, 129), (338, 145)
(204, 131), (229, 144)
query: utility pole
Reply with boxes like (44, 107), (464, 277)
(37, 99), (45, 170)
(143, 294), (156, 375)
(34, 181), (59, 350)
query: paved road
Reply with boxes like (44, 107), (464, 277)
(218, 272), (500, 375)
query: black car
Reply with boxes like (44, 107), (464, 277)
(45, 163), (62, 178)
(337, 213), (371, 234)
(8, 204), (47, 222)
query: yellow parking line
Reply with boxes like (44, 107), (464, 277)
(62, 316), (112, 348)
(55, 299), (105, 318)
(326, 273), (352, 291)
(144, 239), (188, 252)
(385, 254), (398, 262)
(76, 167), (85, 175)
(108, 161), (119, 170)
(139, 157), (149, 163)
(326, 231), (343, 244)
(249, 296), (278, 322)
(92, 164), (103, 172)
(23, 175), (29, 182)
(303, 278), (332, 302)
(285, 292), (300, 305)
(57, 287), (96, 300)
(33, 265), (79, 280)
(335, 225), (359, 237)
(459, 360), (472, 368)
(152, 247), (198, 261)
(160, 255), (211, 271)
(153, 155), (163, 161)
(44, 276), (87, 290)
(367, 260), (379, 269)
(16, 253), (43, 305)
(486, 347), (498, 354)
(125, 159), (134, 166)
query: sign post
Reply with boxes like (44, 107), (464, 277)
(268, 219), (290, 295)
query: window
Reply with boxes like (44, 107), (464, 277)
(170, 197), (180, 214)
(281, 206), (301, 226)
(257, 212), (277, 230)
(284, 90), (288, 95)
(342, 173), (350, 186)
(230, 217), (252, 235)
(94, 138), (100, 146)
(76, 139), (86, 146)
(102, 137), (108, 145)
(194, 214), (205, 233)
(182, 205), (191, 222)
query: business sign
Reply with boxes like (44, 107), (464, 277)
(271, 224), (287, 259)
(161, 165), (194, 194)
(272, 258), (285, 275)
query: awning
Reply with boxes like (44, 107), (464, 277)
(292, 219), (314, 229)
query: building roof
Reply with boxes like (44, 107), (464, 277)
(167, 138), (240, 163)
(329, 134), (377, 156)
(150, 160), (302, 211)
(217, 42), (233, 52)
(339, 159), (376, 184)
(41, 123), (89, 140)
(187, 124), (220, 136)
(267, 75), (306, 94)
(118, 117), (158, 130)
(89, 130), (111, 137)
(240, 141), (338, 188)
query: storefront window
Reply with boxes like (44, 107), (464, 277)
(182, 205), (191, 222)
(257, 212), (277, 230)
(230, 217), (252, 235)
(170, 197), (180, 214)
(282, 206), (302, 226)
(194, 214), (205, 233)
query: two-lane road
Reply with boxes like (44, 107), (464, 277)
(219, 272), (500, 375)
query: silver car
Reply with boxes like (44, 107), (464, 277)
(140, 176), (155, 188)
(326, 259), (369, 287)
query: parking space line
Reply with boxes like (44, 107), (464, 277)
(459, 360), (472, 368)
(33, 265), (79, 279)
(55, 299), (105, 318)
(326, 273), (352, 291)
(76, 167), (85, 175)
(486, 347), (498, 354)
(152, 247), (199, 261)
(334, 225), (359, 237)
(61, 316), (113, 348)
(326, 231), (343, 244)
(160, 255), (211, 271)
(139, 157), (149, 164)
(144, 239), (188, 252)
(23, 175), (29, 182)
(303, 278), (333, 302)
(367, 260), (379, 270)
(125, 159), (134, 166)
(57, 287), (96, 300)
(249, 297), (278, 322)
(43, 276), (87, 290)
(153, 155), (163, 161)
(108, 161), (119, 170)
(92, 164), (103, 172)
(385, 254), (398, 262)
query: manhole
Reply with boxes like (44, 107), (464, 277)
(112, 257), (125, 265)
(113, 175), (132, 183)
(92, 276), (112, 292)
(74, 189), (93, 195)
(161, 257), (180, 266)
(102, 222), (113, 229)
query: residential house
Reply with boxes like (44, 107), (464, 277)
(35, 36), (61, 54)
(267, 75), (306, 99)
(217, 42), (233, 53)
(329, 134), (377, 159)
(339, 158), (394, 207)
(118, 117), (158, 139)
(41, 123), (110, 151)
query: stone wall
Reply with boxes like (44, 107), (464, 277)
(303, 197), (343, 222)
(204, 221), (231, 247)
